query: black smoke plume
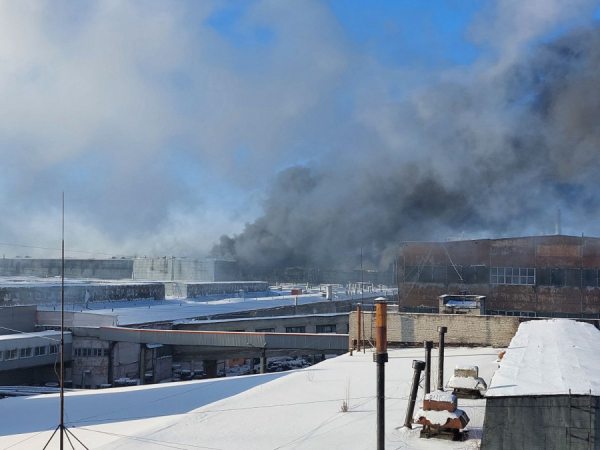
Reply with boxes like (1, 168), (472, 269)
(213, 26), (600, 274)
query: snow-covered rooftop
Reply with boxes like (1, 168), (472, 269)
(0, 330), (63, 342)
(0, 346), (500, 449)
(486, 319), (600, 397)
(39, 294), (353, 326)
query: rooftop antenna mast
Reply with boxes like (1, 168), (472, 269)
(43, 193), (89, 450)
(60, 191), (65, 449)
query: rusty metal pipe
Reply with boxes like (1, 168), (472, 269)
(374, 299), (388, 450)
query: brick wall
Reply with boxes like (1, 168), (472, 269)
(349, 312), (520, 347)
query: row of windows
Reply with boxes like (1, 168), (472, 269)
(73, 348), (109, 357)
(284, 325), (338, 334)
(490, 267), (535, 285)
(404, 265), (600, 287)
(0, 345), (59, 361)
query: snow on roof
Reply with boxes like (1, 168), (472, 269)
(175, 312), (348, 325)
(0, 346), (500, 450)
(38, 294), (349, 326)
(0, 330), (64, 342)
(486, 319), (600, 397)
(424, 390), (455, 403)
(455, 364), (478, 371)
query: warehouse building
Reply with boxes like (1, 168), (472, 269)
(399, 235), (600, 316)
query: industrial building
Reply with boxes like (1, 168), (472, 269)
(399, 235), (600, 316)
(0, 257), (239, 282)
(0, 329), (72, 385)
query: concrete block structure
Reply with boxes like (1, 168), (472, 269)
(0, 257), (240, 282)
(0, 258), (133, 279)
(164, 281), (268, 298)
(399, 235), (600, 316)
(70, 329), (172, 388)
(0, 306), (36, 335)
(349, 312), (520, 347)
(132, 258), (239, 282)
(0, 279), (165, 306)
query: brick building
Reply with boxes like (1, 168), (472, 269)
(398, 235), (600, 317)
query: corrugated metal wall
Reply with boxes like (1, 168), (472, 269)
(482, 395), (599, 450)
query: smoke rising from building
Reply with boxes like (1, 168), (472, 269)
(213, 23), (600, 272)
(0, 1), (598, 271)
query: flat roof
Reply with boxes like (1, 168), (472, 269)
(0, 330), (66, 342)
(486, 319), (600, 397)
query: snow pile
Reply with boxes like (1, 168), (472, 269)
(455, 365), (478, 372)
(486, 319), (600, 397)
(447, 376), (487, 391)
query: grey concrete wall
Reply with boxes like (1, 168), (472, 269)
(133, 258), (239, 282)
(0, 259), (133, 279)
(166, 281), (268, 298)
(175, 313), (350, 334)
(0, 282), (165, 306)
(349, 312), (520, 347)
(0, 305), (36, 334)
(71, 336), (111, 388)
(37, 311), (117, 328)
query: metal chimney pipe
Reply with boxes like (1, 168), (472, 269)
(404, 360), (426, 429)
(556, 208), (561, 235)
(373, 298), (388, 450)
(357, 304), (362, 352)
(437, 326), (448, 391)
(424, 341), (433, 394)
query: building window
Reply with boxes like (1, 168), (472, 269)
(316, 324), (337, 333)
(5, 349), (18, 360)
(49, 345), (59, 354)
(0, 351), (3, 361)
(256, 328), (275, 333)
(491, 267), (535, 285)
(103, 349), (110, 357)
(20, 348), (32, 358)
(285, 326), (306, 333)
(34, 346), (47, 356)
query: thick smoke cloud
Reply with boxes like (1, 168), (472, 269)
(1, 0), (599, 272)
(214, 20), (600, 272)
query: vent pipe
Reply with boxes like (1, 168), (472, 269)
(555, 208), (561, 235)
(424, 341), (433, 394)
(437, 326), (447, 391)
(404, 360), (426, 429)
